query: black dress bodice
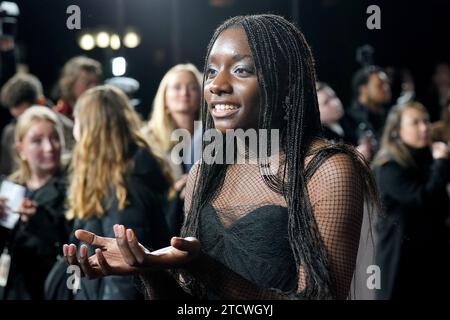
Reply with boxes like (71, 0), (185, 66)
(199, 203), (298, 294)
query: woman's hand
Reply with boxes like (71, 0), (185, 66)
(63, 224), (201, 279)
(432, 142), (450, 160)
(18, 199), (38, 223)
(0, 196), (8, 219)
(174, 174), (188, 200)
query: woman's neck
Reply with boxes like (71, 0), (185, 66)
(171, 112), (195, 135)
(27, 170), (55, 190)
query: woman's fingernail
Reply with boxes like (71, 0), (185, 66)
(118, 225), (124, 238)
(80, 246), (85, 258)
(126, 229), (133, 241)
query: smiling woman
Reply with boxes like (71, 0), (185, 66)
(64, 14), (380, 300)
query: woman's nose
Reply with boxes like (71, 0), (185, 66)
(209, 71), (232, 95)
(42, 139), (55, 152)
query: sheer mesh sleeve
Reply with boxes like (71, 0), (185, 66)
(303, 152), (364, 299)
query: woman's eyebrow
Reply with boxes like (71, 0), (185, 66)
(232, 54), (253, 62)
(207, 53), (253, 64)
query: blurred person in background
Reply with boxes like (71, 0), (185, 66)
(316, 82), (373, 160)
(53, 56), (102, 120)
(141, 63), (202, 236)
(66, 85), (176, 300)
(424, 63), (450, 123)
(0, 73), (46, 176)
(0, 106), (70, 299)
(372, 101), (450, 299)
(349, 66), (392, 159)
(431, 93), (450, 143)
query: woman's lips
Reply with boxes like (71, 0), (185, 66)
(210, 104), (240, 118)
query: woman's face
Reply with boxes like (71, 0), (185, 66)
(17, 120), (61, 176)
(204, 27), (261, 133)
(165, 71), (201, 116)
(317, 87), (344, 125)
(399, 107), (431, 149)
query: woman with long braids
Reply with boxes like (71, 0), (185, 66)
(63, 14), (379, 300)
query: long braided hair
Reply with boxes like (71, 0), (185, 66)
(181, 14), (378, 299)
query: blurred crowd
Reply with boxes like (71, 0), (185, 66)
(0, 35), (449, 300)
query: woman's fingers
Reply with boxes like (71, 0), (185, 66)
(75, 229), (109, 248)
(66, 244), (79, 266)
(114, 224), (140, 266)
(62, 244), (70, 265)
(170, 237), (200, 255)
(95, 248), (113, 275)
(125, 228), (146, 264)
(79, 244), (98, 279)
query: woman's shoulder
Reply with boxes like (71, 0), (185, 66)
(131, 146), (159, 175)
(129, 146), (168, 193)
(304, 138), (363, 175)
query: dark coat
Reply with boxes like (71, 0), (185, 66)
(0, 171), (70, 300)
(373, 146), (450, 299)
(72, 146), (172, 300)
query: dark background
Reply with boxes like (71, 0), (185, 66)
(7, 0), (450, 118)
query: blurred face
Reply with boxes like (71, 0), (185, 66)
(72, 70), (99, 101)
(317, 87), (344, 125)
(399, 107), (431, 149)
(366, 72), (391, 105)
(17, 120), (61, 176)
(433, 64), (450, 88)
(165, 71), (201, 115)
(204, 27), (261, 133)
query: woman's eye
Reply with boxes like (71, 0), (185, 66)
(206, 67), (217, 78)
(234, 66), (254, 76)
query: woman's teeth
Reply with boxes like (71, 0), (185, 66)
(214, 104), (238, 111)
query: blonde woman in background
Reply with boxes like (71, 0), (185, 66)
(65, 85), (174, 300)
(141, 63), (202, 236)
(0, 106), (70, 299)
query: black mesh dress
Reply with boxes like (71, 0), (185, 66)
(170, 138), (368, 300)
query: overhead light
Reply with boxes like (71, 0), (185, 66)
(96, 32), (110, 48)
(209, 0), (235, 7)
(123, 31), (141, 48)
(110, 34), (121, 50)
(112, 57), (126, 76)
(79, 33), (95, 51)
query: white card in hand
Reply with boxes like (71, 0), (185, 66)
(0, 180), (26, 229)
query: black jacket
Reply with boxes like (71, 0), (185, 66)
(72, 146), (171, 300)
(0, 171), (70, 300)
(373, 146), (450, 299)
